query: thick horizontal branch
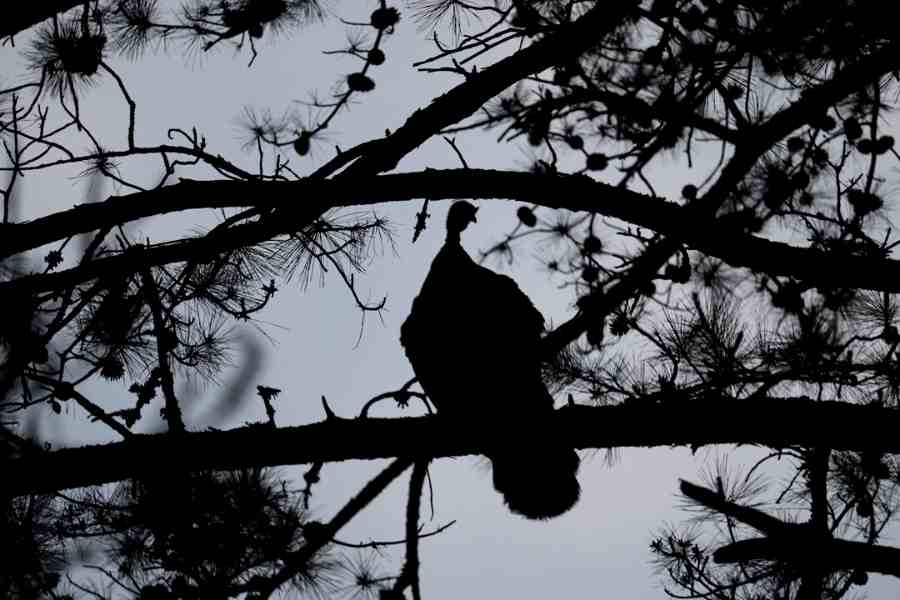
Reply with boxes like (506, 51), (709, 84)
(714, 537), (900, 578)
(1, 170), (645, 260)
(6, 398), (900, 497)
(4, 170), (900, 297)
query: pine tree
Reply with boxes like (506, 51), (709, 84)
(3, 1), (900, 598)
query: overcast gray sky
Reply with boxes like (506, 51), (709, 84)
(2, 3), (898, 599)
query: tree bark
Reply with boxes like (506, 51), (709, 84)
(5, 170), (900, 297)
(6, 397), (900, 497)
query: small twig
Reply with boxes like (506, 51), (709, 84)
(256, 385), (281, 425)
(331, 519), (456, 549)
(321, 395), (340, 420)
(99, 62), (136, 149)
(443, 136), (469, 168)
(359, 378), (431, 418)
(412, 198), (430, 243)
(301, 462), (323, 509)
(28, 374), (133, 439)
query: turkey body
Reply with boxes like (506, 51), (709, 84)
(401, 203), (580, 519)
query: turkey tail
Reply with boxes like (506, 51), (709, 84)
(490, 443), (580, 520)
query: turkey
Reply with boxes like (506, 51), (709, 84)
(401, 201), (580, 520)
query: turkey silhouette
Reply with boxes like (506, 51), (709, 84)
(401, 201), (580, 519)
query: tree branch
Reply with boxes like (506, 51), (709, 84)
(6, 397), (900, 497)
(682, 480), (900, 579)
(5, 170), (900, 298)
(0, 0), (84, 39)
(139, 266), (186, 433)
(340, 3), (634, 176)
(545, 37), (900, 353)
(714, 537), (900, 579)
(259, 458), (414, 598)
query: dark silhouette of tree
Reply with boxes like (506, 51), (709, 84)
(3, 1), (900, 598)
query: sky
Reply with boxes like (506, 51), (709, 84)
(2, 3), (897, 599)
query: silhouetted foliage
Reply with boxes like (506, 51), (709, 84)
(4, 1), (900, 598)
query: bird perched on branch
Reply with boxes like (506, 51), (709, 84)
(400, 201), (580, 519)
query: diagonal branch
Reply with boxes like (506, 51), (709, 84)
(545, 38), (900, 353)
(27, 373), (134, 439)
(680, 479), (788, 537)
(258, 458), (414, 598)
(139, 266), (186, 433)
(682, 480), (900, 579)
(340, 3), (634, 177)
